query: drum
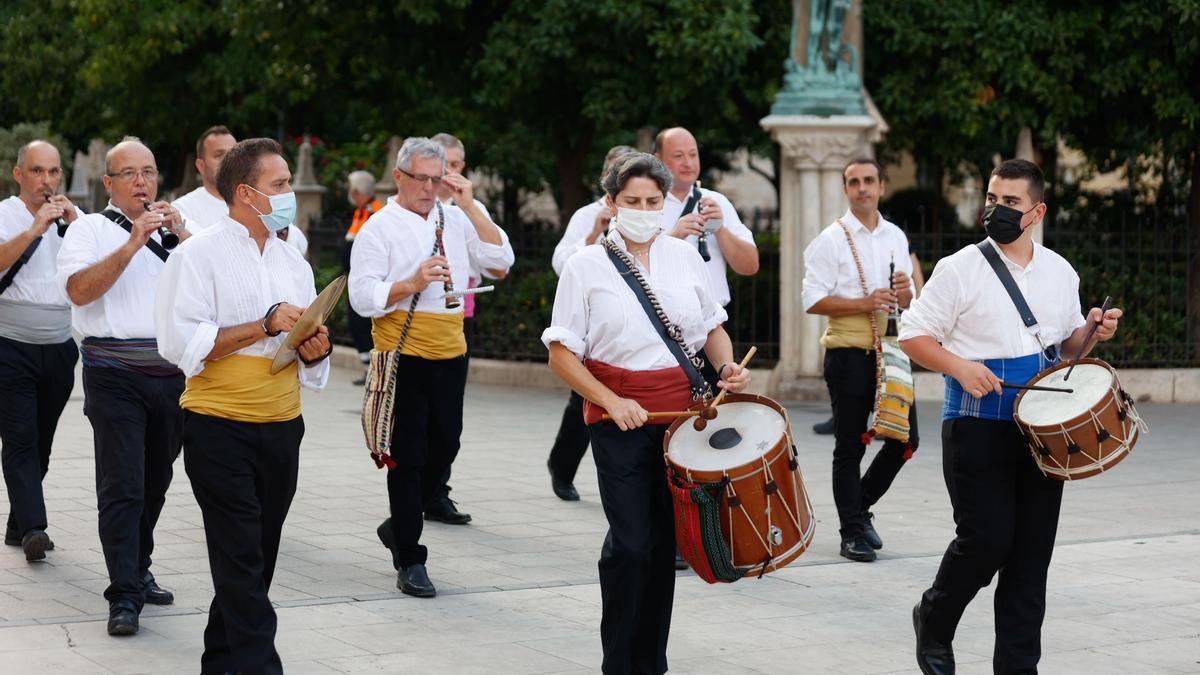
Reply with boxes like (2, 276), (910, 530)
(1014, 358), (1146, 480)
(663, 393), (815, 583)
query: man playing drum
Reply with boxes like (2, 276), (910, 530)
(543, 152), (749, 675)
(900, 159), (1122, 674)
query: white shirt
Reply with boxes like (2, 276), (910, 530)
(154, 216), (328, 389)
(661, 186), (756, 307)
(0, 196), (69, 306)
(802, 210), (914, 312)
(349, 197), (515, 317)
(173, 186), (309, 256)
(56, 202), (172, 338)
(552, 199), (608, 276)
(542, 232), (727, 371)
(899, 239), (1086, 360)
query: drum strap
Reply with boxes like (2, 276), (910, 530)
(977, 240), (1058, 360)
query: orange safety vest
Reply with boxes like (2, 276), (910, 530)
(347, 199), (383, 239)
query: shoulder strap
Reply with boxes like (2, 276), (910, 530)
(603, 240), (711, 400)
(101, 209), (170, 263)
(681, 184), (701, 215)
(976, 240), (1038, 328)
(0, 236), (43, 296)
(835, 218), (881, 344)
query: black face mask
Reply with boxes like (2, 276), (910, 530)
(982, 202), (1038, 244)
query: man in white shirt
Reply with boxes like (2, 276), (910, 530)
(802, 157), (918, 564)
(901, 159), (1121, 675)
(0, 140), (81, 562)
(173, 125), (309, 255)
(349, 137), (513, 597)
(545, 144), (636, 501)
(155, 138), (331, 675)
(655, 127), (758, 308)
(56, 137), (188, 637)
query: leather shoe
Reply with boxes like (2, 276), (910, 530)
(548, 463), (580, 501)
(913, 602), (955, 674)
(839, 536), (877, 562)
(376, 518), (402, 570)
(425, 497), (471, 525)
(812, 415), (835, 435)
(141, 573), (174, 605)
(8, 532), (54, 550)
(21, 529), (51, 562)
(398, 563), (436, 598)
(863, 511), (883, 550)
(107, 601), (139, 636)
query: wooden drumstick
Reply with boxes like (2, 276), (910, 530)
(694, 346), (758, 431)
(1001, 382), (1073, 394)
(600, 410), (701, 422)
(1064, 296), (1111, 382)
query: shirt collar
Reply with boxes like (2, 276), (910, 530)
(987, 237), (1040, 272)
(841, 209), (884, 234)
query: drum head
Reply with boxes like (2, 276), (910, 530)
(1018, 362), (1111, 426)
(666, 401), (786, 471)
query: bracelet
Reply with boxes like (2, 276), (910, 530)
(262, 302), (284, 337)
(299, 344), (334, 366)
(717, 363), (731, 379)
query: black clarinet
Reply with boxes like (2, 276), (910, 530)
(694, 181), (711, 262)
(44, 194), (69, 237)
(885, 253), (899, 337)
(143, 201), (180, 249)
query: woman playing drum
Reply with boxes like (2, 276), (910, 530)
(542, 152), (749, 675)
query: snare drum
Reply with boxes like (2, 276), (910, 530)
(1014, 358), (1145, 480)
(663, 394), (815, 582)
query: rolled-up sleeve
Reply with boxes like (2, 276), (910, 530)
(899, 259), (960, 344)
(716, 194), (755, 246)
(541, 258), (589, 359)
(465, 216), (515, 275)
(694, 250), (729, 334)
(348, 225), (394, 318)
(801, 232), (838, 311)
(153, 244), (219, 377)
(296, 273), (330, 390)
(55, 216), (101, 305)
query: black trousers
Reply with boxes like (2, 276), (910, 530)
(344, 241), (374, 356)
(919, 417), (1063, 674)
(589, 421), (675, 675)
(823, 348), (920, 541)
(387, 355), (467, 567)
(184, 411), (303, 675)
(547, 391), (590, 484)
(0, 336), (77, 540)
(427, 317), (477, 506)
(82, 366), (182, 609)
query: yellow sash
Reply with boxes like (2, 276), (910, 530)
(180, 355), (301, 423)
(820, 311), (888, 350)
(372, 310), (466, 360)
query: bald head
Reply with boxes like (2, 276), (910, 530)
(12, 140), (64, 203)
(654, 127), (700, 195)
(16, 140), (60, 170)
(105, 137), (154, 174)
(103, 137), (158, 214)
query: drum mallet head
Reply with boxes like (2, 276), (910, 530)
(692, 405), (719, 431)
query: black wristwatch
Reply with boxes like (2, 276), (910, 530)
(262, 302), (284, 337)
(299, 344), (334, 366)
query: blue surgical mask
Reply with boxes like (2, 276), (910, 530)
(244, 185), (297, 232)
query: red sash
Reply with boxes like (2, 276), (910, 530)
(582, 360), (695, 425)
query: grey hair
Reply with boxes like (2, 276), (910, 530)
(395, 137), (445, 172)
(604, 145), (637, 168)
(601, 152), (672, 199)
(15, 139), (59, 168)
(347, 170), (376, 195)
(104, 135), (148, 173)
(430, 133), (465, 155)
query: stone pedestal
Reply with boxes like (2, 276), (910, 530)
(760, 114), (883, 400)
(292, 135), (327, 238)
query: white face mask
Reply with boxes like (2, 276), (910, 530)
(614, 206), (662, 243)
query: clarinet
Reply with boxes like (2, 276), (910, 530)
(142, 201), (180, 249)
(44, 194), (69, 237)
(435, 203), (460, 309)
(694, 181), (711, 262)
(885, 253), (899, 337)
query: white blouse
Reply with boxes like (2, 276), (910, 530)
(801, 210), (913, 312)
(899, 239), (1086, 360)
(0, 196), (70, 306)
(542, 231), (727, 371)
(153, 216), (328, 389)
(348, 197), (515, 317)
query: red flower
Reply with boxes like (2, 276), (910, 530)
(355, 159), (364, 168)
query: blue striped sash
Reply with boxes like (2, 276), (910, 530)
(942, 351), (1057, 421)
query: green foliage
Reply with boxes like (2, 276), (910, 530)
(0, 122), (72, 195)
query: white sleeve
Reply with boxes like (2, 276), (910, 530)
(296, 265), (330, 390)
(288, 225), (309, 257)
(715, 193), (755, 245)
(899, 258), (961, 344)
(55, 216), (102, 306)
(463, 211), (515, 275)
(695, 249), (729, 333)
(540, 257), (589, 358)
(553, 206), (600, 276)
(348, 225), (396, 318)
(152, 245), (219, 376)
(801, 232), (839, 311)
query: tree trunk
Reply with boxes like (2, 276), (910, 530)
(552, 125), (594, 228)
(930, 159), (945, 237)
(1189, 145), (1200, 364)
(501, 178), (520, 232)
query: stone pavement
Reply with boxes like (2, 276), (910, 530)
(1, 364), (1198, 674)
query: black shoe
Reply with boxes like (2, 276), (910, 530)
(398, 564), (436, 597)
(548, 462), (580, 501)
(376, 518), (403, 570)
(8, 533), (54, 550)
(913, 602), (955, 674)
(141, 573), (174, 605)
(21, 529), (51, 562)
(863, 512), (883, 550)
(839, 536), (877, 562)
(812, 416), (835, 435)
(425, 497), (471, 525)
(674, 550), (690, 570)
(107, 601), (139, 636)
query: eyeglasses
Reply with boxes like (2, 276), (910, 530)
(398, 168), (443, 186)
(106, 168), (159, 183)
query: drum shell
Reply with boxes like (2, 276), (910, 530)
(1014, 358), (1140, 481)
(664, 394), (815, 576)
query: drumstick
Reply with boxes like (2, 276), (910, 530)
(694, 346), (758, 431)
(599, 410), (701, 422)
(711, 346), (758, 408)
(1064, 296), (1112, 382)
(1001, 382), (1073, 394)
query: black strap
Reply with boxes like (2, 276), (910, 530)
(681, 184), (700, 216)
(603, 245), (710, 399)
(977, 240), (1037, 327)
(101, 209), (170, 263)
(0, 237), (42, 296)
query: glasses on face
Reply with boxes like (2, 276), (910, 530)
(107, 168), (159, 183)
(398, 168), (443, 186)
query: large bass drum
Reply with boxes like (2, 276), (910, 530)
(663, 394), (815, 583)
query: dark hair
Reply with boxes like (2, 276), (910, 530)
(991, 159), (1045, 202)
(842, 156), (883, 185)
(216, 138), (283, 205)
(195, 125), (233, 160)
(602, 152), (673, 198)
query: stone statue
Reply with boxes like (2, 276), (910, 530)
(774, 0), (866, 116)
